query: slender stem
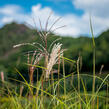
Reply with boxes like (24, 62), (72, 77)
(58, 50), (60, 96)
(77, 57), (81, 109)
(90, 17), (96, 109)
(106, 83), (108, 109)
(62, 58), (66, 108)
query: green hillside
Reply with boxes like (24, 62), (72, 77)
(0, 22), (109, 77)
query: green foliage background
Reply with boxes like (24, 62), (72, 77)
(0, 22), (109, 79)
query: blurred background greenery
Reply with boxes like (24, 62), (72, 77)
(0, 22), (109, 80)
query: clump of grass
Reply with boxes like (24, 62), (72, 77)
(0, 14), (109, 109)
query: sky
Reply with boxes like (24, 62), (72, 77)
(0, 0), (109, 37)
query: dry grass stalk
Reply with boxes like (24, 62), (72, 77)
(1, 71), (4, 83)
(57, 49), (61, 96)
(29, 53), (43, 84)
(20, 85), (24, 97)
(99, 64), (104, 74)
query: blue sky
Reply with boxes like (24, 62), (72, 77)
(0, 0), (109, 37)
(0, 0), (83, 15)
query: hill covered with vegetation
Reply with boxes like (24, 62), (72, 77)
(0, 22), (109, 78)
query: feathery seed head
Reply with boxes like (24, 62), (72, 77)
(46, 43), (63, 79)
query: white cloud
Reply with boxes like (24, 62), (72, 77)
(0, 5), (22, 15)
(74, 0), (109, 18)
(29, 4), (109, 36)
(0, 5), (28, 26)
(72, 0), (109, 36)
(1, 17), (13, 24)
(28, 4), (89, 36)
(0, 3), (109, 37)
